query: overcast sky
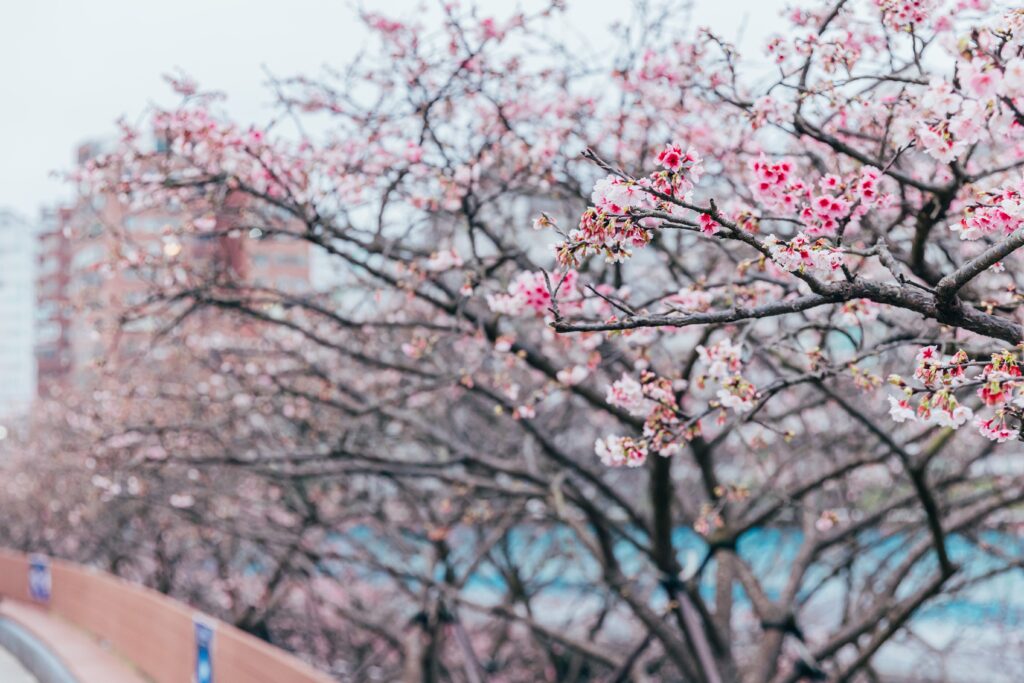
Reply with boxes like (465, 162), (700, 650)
(0, 0), (784, 220)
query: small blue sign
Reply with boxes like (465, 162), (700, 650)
(194, 619), (214, 683)
(28, 555), (50, 603)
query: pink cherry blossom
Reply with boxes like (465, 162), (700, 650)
(977, 417), (1020, 442)
(763, 232), (845, 277)
(960, 58), (1003, 100)
(594, 435), (647, 468)
(888, 395), (917, 422)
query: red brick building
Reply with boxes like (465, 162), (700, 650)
(36, 144), (311, 398)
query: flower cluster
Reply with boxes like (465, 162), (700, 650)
(912, 54), (1024, 162)
(749, 156), (804, 213)
(597, 371), (690, 467)
(697, 339), (744, 381)
(591, 176), (651, 214)
(887, 347), (1024, 440)
(977, 351), (1022, 405)
(606, 373), (653, 417)
(698, 212), (722, 235)
(655, 143), (701, 175)
(802, 194), (853, 235)
(916, 100), (988, 162)
(716, 376), (757, 414)
(873, 0), (939, 31)
(973, 352), (1023, 441)
(487, 270), (579, 317)
(954, 180), (1024, 240)
(976, 417), (1019, 442)
(888, 346), (973, 428)
(888, 348), (1007, 438)
(562, 202), (653, 265)
(558, 144), (704, 265)
(749, 94), (795, 128)
(750, 156), (887, 235)
(763, 233), (846, 278)
(594, 435), (648, 468)
(696, 340), (757, 415)
(960, 58), (1004, 100)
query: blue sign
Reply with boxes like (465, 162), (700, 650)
(28, 555), (50, 603)
(194, 619), (214, 683)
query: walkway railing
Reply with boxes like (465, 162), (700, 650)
(0, 549), (334, 683)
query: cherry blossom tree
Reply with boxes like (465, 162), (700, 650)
(17, 0), (1024, 681)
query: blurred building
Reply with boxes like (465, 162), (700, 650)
(35, 142), (311, 398)
(34, 207), (73, 396)
(0, 211), (37, 416)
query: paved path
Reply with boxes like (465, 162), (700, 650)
(0, 601), (146, 683)
(0, 646), (36, 682)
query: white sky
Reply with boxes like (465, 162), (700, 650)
(0, 0), (785, 220)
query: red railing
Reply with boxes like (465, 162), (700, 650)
(0, 549), (334, 683)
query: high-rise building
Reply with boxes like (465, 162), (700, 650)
(0, 211), (37, 415)
(34, 207), (74, 397)
(35, 142), (312, 398)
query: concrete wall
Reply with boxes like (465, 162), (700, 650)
(0, 550), (334, 683)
